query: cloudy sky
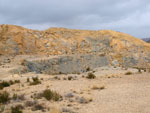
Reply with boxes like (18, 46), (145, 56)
(0, 0), (150, 38)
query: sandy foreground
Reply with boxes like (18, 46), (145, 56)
(0, 56), (150, 113)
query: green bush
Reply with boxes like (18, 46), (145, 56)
(12, 94), (18, 100)
(138, 68), (142, 73)
(0, 91), (10, 104)
(9, 80), (14, 85)
(25, 100), (37, 107)
(11, 105), (23, 113)
(0, 81), (10, 90)
(125, 71), (133, 75)
(86, 73), (96, 79)
(42, 89), (62, 101)
(26, 78), (30, 82)
(30, 77), (41, 85)
(68, 76), (73, 80)
(0, 80), (20, 90)
(14, 80), (20, 83)
(86, 67), (90, 72)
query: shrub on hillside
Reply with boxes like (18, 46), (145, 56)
(11, 105), (23, 113)
(0, 91), (10, 104)
(30, 77), (41, 85)
(0, 81), (10, 90)
(0, 80), (20, 90)
(125, 71), (133, 75)
(41, 89), (62, 101)
(86, 73), (96, 79)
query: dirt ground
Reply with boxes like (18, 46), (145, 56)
(0, 56), (150, 113)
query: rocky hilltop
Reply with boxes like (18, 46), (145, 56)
(1, 24), (150, 74)
(142, 38), (150, 43)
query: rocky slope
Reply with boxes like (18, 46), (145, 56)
(1, 24), (150, 74)
(142, 38), (150, 43)
(1, 24), (150, 55)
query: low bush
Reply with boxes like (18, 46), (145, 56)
(26, 78), (30, 82)
(138, 68), (142, 73)
(0, 91), (10, 104)
(86, 73), (96, 79)
(92, 85), (105, 90)
(11, 105), (23, 113)
(0, 105), (5, 112)
(14, 80), (20, 83)
(32, 103), (45, 111)
(0, 80), (20, 90)
(25, 100), (37, 107)
(125, 71), (133, 75)
(30, 77), (41, 85)
(12, 94), (18, 100)
(0, 81), (10, 90)
(68, 76), (73, 80)
(12, 94), (25, 101)
(9, 80), (14, 85)
(86, 67), (90, 72)
(41, 89), (62, 101)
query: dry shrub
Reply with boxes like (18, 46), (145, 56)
(125, 71), (133, 75)
(11, 104), (24, 113)
(92, 85), (105, 90)
(86, 73), (96, 79)
(0, 91), (10, 104)
(30, 77), (41, 85)
(42, 89), (62, 101)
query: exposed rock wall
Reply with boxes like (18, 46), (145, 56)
(23, 54), (109, 74)
(22, 54), (150, 75)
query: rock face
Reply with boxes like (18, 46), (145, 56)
(142, 38), (150, 43)
(23, 54), (109, 74)
(1, 24), (150, 74)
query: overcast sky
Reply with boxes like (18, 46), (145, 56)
(0, 0), (150, 38)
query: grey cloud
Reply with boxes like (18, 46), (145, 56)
(0, 0), (150, 38)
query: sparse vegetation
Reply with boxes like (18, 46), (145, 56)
(27, 78), (30, 82)
(25, 100), (37, 107)
(0, 105), (5, 112)
(41, 89), (62, 101)
(0, 80), (20, 90)
(12, 93), (25, 102)
(12, 94), (18, 100)
(31, 103), (45, 111)
(125, 71), (133, 75)
(9, 80), (14, 85)
(54, 76), (60, 80)
(0, 81), (10, 90)
(86, 73), (96, 79)
(14, 80), (20, 83)
(92, 85), (105, 90)
(138, 68), (142, 73)
(77, 96), (93, 104)
(148, 68), (150, 73)
(11, 105), (23, 113)
(30, 77), (41, 85)
(0, 91), (10, 104)
(86, 67), (90, 72)
(68, 76), (73, 80)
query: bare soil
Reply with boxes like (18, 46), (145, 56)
(0, 55), (150, 113)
